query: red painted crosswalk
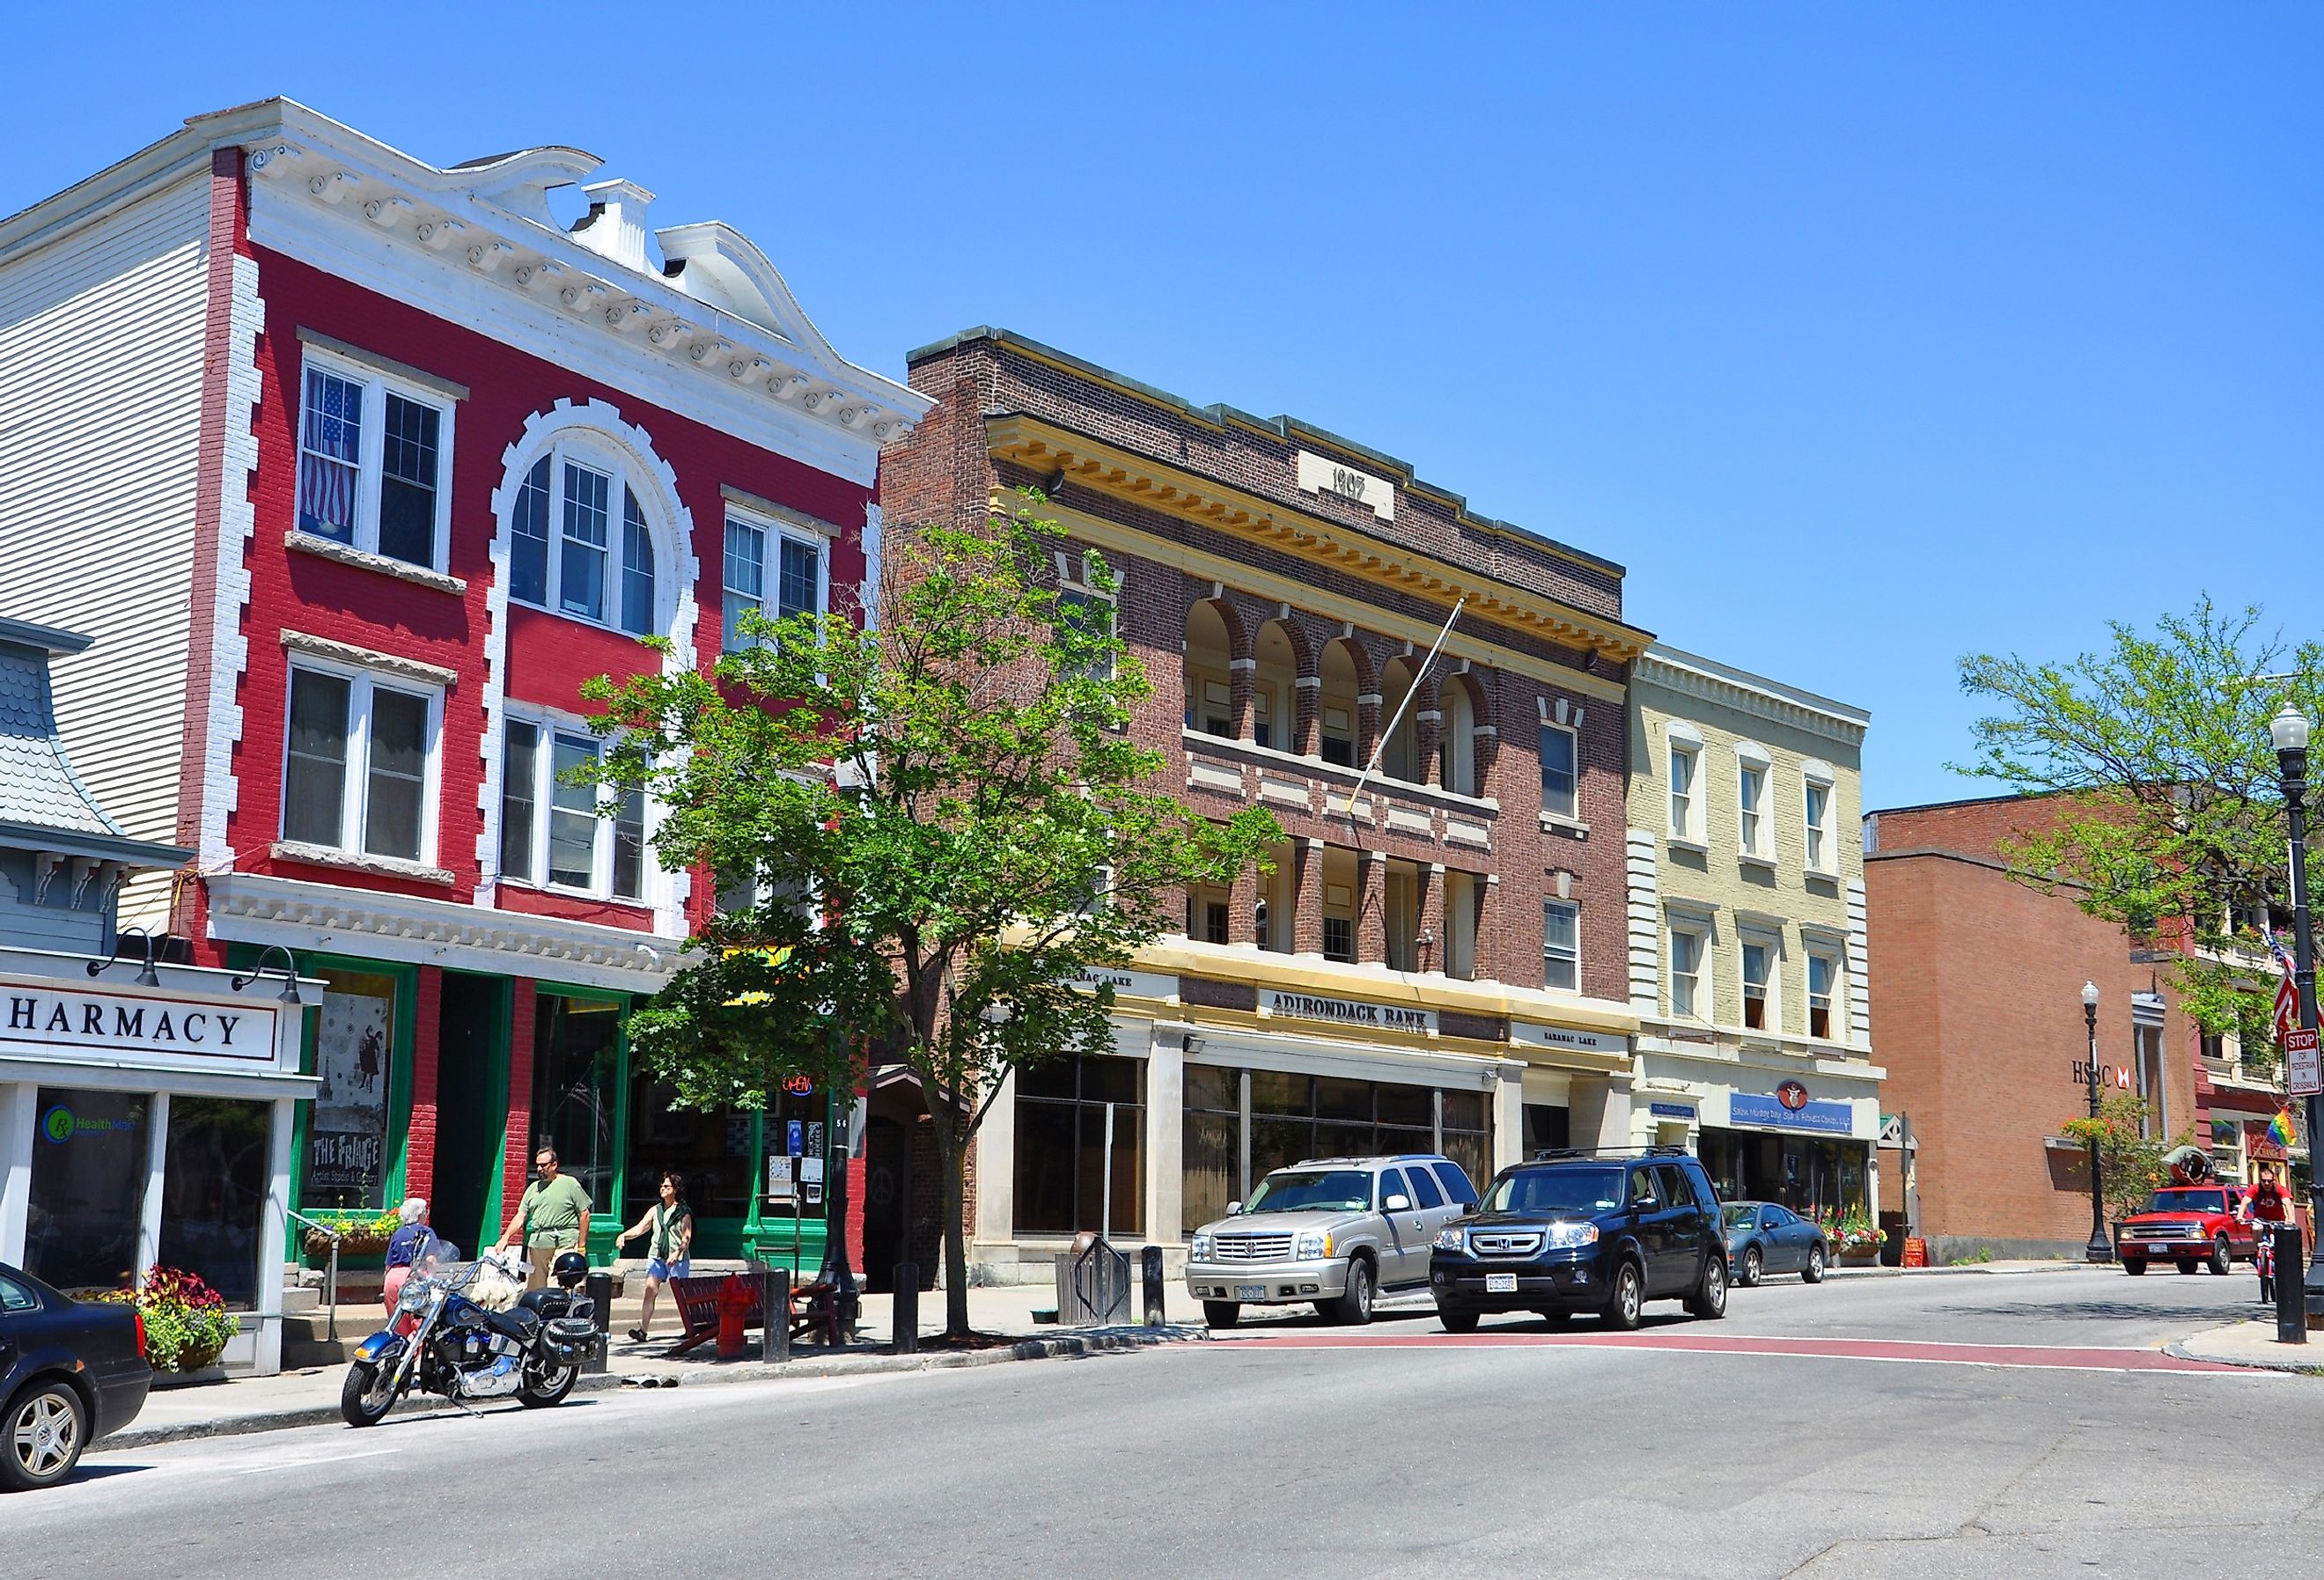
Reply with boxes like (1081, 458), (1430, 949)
(1211, 1328), (2262, 1374)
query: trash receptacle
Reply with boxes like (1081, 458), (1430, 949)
(1055, 1231), (1132, 1326)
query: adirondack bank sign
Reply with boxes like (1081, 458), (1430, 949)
(0, 982), (283, 1069)
(1265, 991), (1436, 1035)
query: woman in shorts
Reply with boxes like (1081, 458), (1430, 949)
(614, 1171), (693, 1341)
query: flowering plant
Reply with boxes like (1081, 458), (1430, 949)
(303, 1210), (401, 1256)
(100, 1266), (239, 1372)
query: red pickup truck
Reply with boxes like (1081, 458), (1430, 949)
(2114, 1185), (2254, 1275)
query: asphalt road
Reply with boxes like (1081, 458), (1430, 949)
(8, 1267), (2316, 1578)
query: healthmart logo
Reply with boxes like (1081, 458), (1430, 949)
(40, 1105), (136, 1144)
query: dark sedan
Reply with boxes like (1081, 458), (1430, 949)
(0, 1262), (150, 1490)
(1722, 1202), (1828, 1287)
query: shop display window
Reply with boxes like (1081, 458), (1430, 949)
(1180, 1064), (1240, 1238)
(1201, 1070), (1492, 1218)
(24, 1087), (147, 1296)
(158, 1097), (270, 1310)
(533, 994), (624, 1213)
(1014, 1055), (1145, 1236)
(306, 968), (398, 1209)
(625, 1069), (754, 1224)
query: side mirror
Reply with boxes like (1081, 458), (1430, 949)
(1384, 1194), (1411, 1213)
(1225, 1201), (1243, 1216)
(1458, 1201), (1479, 1215)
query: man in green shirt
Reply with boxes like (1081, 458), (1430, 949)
(496, 1146), (592, 1290)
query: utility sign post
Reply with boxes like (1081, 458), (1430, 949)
(2288, 1026), (2321, 1099)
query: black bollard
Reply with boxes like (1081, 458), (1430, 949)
(2276, 1224), (2306, 1344)
(761, 1262), (790, 1364)
(584, 1270), (614, 1373)
(1142, 1245), (1166, 1326)
(894, 1264), (919, 1354)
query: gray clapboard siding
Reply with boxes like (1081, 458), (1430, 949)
(0, 173), (210, 929)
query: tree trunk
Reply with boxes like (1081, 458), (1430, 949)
(940, 1134), (971, 1338)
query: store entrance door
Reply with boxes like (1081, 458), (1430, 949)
(431, 974), (510, 1253)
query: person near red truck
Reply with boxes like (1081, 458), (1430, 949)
(2243, 1156), (2294, 1303)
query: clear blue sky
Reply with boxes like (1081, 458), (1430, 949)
(11, 6), (2320, 809)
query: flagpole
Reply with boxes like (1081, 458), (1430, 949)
(1340, 597), (1465, 818)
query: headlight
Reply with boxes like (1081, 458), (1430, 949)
(1190, 1233), (1214, 1260)
(1434, 1226), (1467, 1253)
(398, 1279), (430, 1313)
(1543, 1222), (1600, 1250)
(1295, 1231), (1333, 1260)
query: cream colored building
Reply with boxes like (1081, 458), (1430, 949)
(1624, 645), (1883, 1224)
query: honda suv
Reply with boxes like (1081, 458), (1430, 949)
(1186, 1155), (1477, 1327)
(1430, 1150), (1728, 1331)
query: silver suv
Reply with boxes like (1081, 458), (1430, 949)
(1185, 1154), (1479, 1328)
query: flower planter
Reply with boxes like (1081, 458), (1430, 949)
(1838, 1246), (1881, 1265)
(151, 1364), (227, 1391)
(305, 1231), (392, 1259)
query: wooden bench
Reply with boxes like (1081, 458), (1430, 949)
(663, 1268), (843, 1356)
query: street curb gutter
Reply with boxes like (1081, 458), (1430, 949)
(101, 1326), (1204, 1451)
(2163, 1336), (2324, 1378)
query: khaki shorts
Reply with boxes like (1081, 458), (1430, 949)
(526, 1239), (578, 1290)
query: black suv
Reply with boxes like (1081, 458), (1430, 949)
(1429, 1150), (1728, 1331)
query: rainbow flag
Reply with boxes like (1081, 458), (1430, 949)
(2269, 1109), (2298, 1149)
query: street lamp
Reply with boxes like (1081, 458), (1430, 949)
(2081, 980), (2112, 1263)
(2271, 702), (2320, 1322)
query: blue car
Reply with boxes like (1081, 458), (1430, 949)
(1722, 1201), (1828, 1287)
(0, 1262), (151, 1490)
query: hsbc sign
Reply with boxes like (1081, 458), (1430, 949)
(2070, 1060), (2136, 1091)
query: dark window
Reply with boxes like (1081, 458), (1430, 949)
(1540, 724), (1577, 819)
(1013, 1055), (1144, 1236)
(158, 1097), (271, 1309)
(1203, 901), (1230, 944)
(364, 687), (430, 862)
(511, 457), (551, 606)
(501, 721), (540, 880)
(1323, 916), (1355, 962)
(613, 789), (646, 900)
(283, 669), (350, 847)
(533, 994), (623, 1212)
(1628, 1168), (1661, 1208)
(1407, 1168), (1445, 1209)
(778, 536), (820, 622)
(1432, 1161), (1477, 1207)
(1377, 1168), (1409, 1208)
(23, 1088), (147, 1295)
(0, 1274), (33, 1312)
(1320, 734), (1356, 768)
(1657, 1164), (1697, 1209)
(620, 489), (656, 636)
(378, 393), (439, 566)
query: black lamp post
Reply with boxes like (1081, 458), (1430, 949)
(2081, 980), (2113, 1262)
(818, 1085), (859, 1337)
(2271, 702), (2321, 1321)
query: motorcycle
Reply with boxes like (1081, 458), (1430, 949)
(341, 1238), (601, 1428)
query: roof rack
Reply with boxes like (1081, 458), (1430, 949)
(1529, 1144), (1699, 1162)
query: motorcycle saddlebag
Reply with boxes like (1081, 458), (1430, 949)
(541, 1317), (600, 1364)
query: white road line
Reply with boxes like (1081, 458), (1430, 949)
(234, 1446), (404, 1474)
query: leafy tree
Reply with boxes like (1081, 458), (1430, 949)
(2059, 1094), (2195, 1226)
(583, 495), (1280, 1338)
(1957, 599), (2324, 1071)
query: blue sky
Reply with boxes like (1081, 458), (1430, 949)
(11, 6), (2320, 808)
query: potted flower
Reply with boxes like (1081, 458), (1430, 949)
(1834, 1216), (1885, 1263)
(304, 1209), (401, 1258)
(101, 1267), (239, 1375)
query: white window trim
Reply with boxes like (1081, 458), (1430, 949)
(1540, 722), (1579, 822)
(1806, 944), (1845, 1043)
(1739, 929), (1783, 1036)
(1057, 550), (1119, 683)
(295, 344), (457, 573)
(1667, 912), (1713, 1023)
(499, 706), (656, 906)
(1543, 898), (1581, 994)
(1736, 749), (1773, 863)
(279, 655), (445, 869)
(511, 437), (667, 636)
(1667, 738), (1705, 848)
(723, 502), (831, 653)
(1802, 766), (1838, 876)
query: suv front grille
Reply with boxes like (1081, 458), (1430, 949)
(2128, 1222), (2199, 1239)
(1470, 1231), (1544, 1258)
(1214, 1234), (1295, 1261)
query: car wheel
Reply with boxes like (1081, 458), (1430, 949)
(1687, 1251), (1728, 1320)
(1802, 1245), (1826, 1284)
(1438, 1307), (1481, 1334)
(1330, 1257), (1375, 1326)
(1, 1381), (88, 1491)
(1739, 1246), (1763, 1288)
(1202, 1300), (1241, 1329)
(2210, 1236), (2232, 1276)
(1602, 1260), (1644, 1330)
(2122, 1258), (2147, 1275)
(2176, 1260), (2199, 1275)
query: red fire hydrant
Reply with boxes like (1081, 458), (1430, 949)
(717, 1274), (750, 1360)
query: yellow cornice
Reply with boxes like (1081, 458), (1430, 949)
(988, 414), (1651, 666)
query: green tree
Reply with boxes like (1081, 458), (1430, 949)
(2059, 1094), (2195, 1227)
(1957, 599), (2324, 1069)
(583, 495), (1280, 1338)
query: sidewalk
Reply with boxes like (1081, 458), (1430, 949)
(108, 1284), (1203, 1451)
(2169, 1316), (2324, 1376)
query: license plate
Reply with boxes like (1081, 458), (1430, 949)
(1235, 1284), (1266, 1301)
(2149, 1244), (2172, 1255)
(1485, 1273), (1519, 1294)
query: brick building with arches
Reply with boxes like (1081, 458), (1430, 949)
(0, 100), (930, 1316)
(884, 328), (1651, 1278)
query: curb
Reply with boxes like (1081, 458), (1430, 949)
(2165, 1326), (2324, 1378)
(101, 1326), (1202, 1451)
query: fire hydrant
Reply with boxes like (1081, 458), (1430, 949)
(717, 1274), (750, 1360)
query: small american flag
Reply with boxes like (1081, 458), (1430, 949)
(2270, 930), (2301, 1046)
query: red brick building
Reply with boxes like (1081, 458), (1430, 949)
(0, 100), (929, 1277)
(884, 328), (1651, 1277)
(1864, 795), (2224, 1260)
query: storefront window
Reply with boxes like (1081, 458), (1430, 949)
(1702, 1129), (1868, 1223)
(1014, 1055), (1144, 1236)
(24, 1088), (147, 1295)
(307, 969), (397, 1209)
(625, 1069), (754, 1224)
(1440, 1091), (1489, 1195)
(158, 1097), (270, 1310)
(1237, 1071), (1491, 1198)
(533, 994), (624, 1213)
(1181, 1064), (1240, 1237)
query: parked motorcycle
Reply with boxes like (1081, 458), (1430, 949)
(341, 1238), (600, 1428)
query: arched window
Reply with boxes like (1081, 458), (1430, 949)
(508, 440), (662, 636)
(1439, 678), (1478, 796)
(1252, 621), (1301, 752)
(1319, 639), (1365, 768)
(1184, 600), (1236, 738)
(1379, 657), (1423, 783)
